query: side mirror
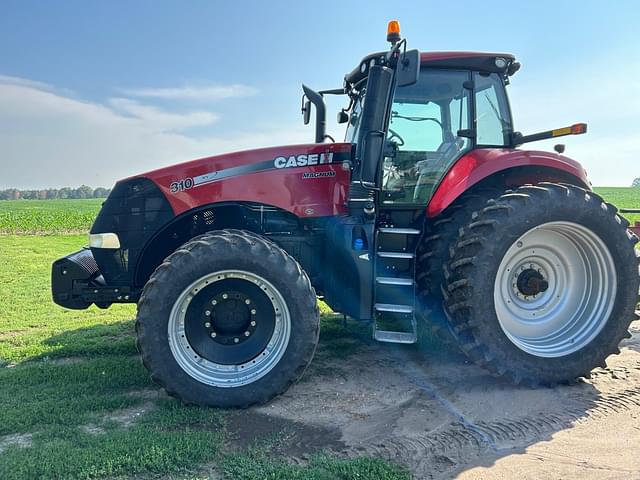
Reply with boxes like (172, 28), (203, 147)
(356, 65), (394, 186)
(302, 99), (311, 125)
(337, 110), (349, 124)
(396, 49), (420, 87)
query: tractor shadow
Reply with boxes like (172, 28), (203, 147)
(35, 319), (138, 361)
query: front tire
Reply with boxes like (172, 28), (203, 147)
(136, 230), (319, 407)
(443, 183), (639, 384)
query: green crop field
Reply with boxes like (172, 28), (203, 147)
(0, 199), (103, 234)
(1, 187), (639, 479)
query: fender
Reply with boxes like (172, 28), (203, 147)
(426, 148), (589, 217)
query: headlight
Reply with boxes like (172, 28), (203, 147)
(89, 233), (121, 249)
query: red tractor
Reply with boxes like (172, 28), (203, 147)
(52, 22), (639, 407)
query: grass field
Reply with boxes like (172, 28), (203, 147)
(1, 187), (639, 478)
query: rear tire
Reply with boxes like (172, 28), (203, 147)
(416, 189), (499, 346)
(136, 230), (319, 407)
(442, 183), (639, 384)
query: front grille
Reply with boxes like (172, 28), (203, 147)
(68, 249), (99, 276)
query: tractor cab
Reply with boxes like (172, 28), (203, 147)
(345, 54), (514, 205)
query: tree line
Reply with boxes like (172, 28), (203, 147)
(0, 185), (111, 200)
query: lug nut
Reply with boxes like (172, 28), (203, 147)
(205, 310), (211, 316)
(244, 331), (250, 337)
(210, 332), (217, 338)
(234, 337), (239, 343)
(251, 309), (257, 315)
(204, 322), (211, 328)
(211, 300), (217, 305)
(250, 320), (256, 327)
(222, 293), (228, 299)
(245, 299), (251, 305)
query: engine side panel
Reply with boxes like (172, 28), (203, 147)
(138, 143), (353, 218)
(426, 148), (590, 217)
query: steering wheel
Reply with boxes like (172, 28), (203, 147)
(387, 128), (405, 146)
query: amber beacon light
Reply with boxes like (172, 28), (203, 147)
(387, 20), (401, 44)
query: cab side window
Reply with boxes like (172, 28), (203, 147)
(474, 73), (512, 146)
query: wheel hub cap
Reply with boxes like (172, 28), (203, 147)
(494, 221), (617, 358)
(168, 270), (291, 387)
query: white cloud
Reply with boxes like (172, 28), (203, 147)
(121, 84), (258, 101)
(0, 75), (59, 93)
(0, 77), (310, 189)
(108, 97), (218, 131)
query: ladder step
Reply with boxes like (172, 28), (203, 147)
(377, 251), (414, 259)
(374, 303), (413, 314)
(376, 276), (414, 286)
(378, 227), (421, 235)
(373, 330), (417, 344)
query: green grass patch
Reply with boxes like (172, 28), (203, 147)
(0, 199), (102, 234)
(0, 400), (225, 480)
(0, 234), (407, 479)
(220, 449), (410, 480)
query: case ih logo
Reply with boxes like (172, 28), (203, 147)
(274, 152), (334, 169)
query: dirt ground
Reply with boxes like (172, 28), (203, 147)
(227, 319), (640, 479)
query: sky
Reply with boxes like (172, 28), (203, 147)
(0, 0), (638, 189)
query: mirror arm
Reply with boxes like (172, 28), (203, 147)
(302, 84), (327, 143)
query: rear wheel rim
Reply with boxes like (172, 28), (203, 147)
(494, 221), (617, 358)
(168, 270), (291, 387)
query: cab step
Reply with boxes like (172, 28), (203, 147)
(374, 303), (413, 313)
(378, 227), (422, 235)
(375, 276), (414, 286)
(377, 251), (414, 259)
(373, 329), (417, 344)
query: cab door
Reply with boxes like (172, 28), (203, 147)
(380, 69), (472, 206)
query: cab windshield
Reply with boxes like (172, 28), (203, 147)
(344, 68), (512, 205)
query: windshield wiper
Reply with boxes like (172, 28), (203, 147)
(483, 93), (512, 132)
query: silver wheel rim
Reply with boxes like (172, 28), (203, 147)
(494, 221), (616, 358)
(168, 270), (291, 387)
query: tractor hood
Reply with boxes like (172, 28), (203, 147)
(128, 142), (353, 218)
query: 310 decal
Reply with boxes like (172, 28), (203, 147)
(169, 177), (194, 193)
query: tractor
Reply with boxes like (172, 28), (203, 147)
(52, 21), (639, 407)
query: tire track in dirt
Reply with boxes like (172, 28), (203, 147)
(347, 385), (640, 477)
(342, 348), (640, 477)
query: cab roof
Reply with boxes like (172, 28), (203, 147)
(420, 51), (516, 72)
(345, 50), (517, 89)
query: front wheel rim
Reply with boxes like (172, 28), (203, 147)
(168, 270), (291, 387)
(494, 221), (617, 358)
